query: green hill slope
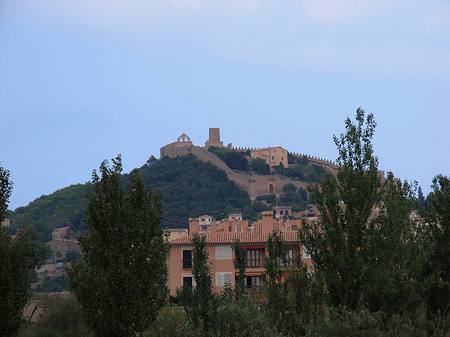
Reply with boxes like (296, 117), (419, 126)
(7, 154), (253, 241)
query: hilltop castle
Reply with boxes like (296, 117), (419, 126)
(160, 128), (338, 199)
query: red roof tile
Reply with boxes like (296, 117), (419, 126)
(169, 231), (299, 245)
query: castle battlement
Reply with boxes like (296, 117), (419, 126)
(159, 127), (338, 198)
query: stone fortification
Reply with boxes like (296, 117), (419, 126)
(289, 152), (339, 174)
(159, 128), (337, 199)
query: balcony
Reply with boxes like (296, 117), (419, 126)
(245, 258), (265, 268)
(246, 249), (265, 268)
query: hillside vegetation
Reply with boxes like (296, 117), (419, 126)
(7, 155), (257, 241)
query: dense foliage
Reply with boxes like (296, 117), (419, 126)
(0, 165), (46, 337)
(7, 184), (92, 242)
(208, 147), (249, 171)
(35, 275), (68, 293)
(273, 161), (326, 182)
(19, 297), (93, 337)
(137, 154), (251, 227)
(299, 109), (425, 313)
(67, 156), (169, 337)
(255, 187), (309, 213)
(422, 174), (450, 332)
(7, 155), (252, 236)
(249, 158), (270, 175)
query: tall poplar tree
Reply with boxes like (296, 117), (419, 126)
(67, 155), (169, 337)
(0, 165), (45, 337)
(299, 108), (421, 313)
(423, 174), (450, 333)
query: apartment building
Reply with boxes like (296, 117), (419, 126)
(168, 211), (312, 296)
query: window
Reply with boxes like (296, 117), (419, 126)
(182, 250), (192, 268)
(235, 226), (242, 232)
(246, 249), (264, 267)
(215, 246), (232, 260)
(279, 249), (293, 267)
(183, 276), (193, 289)
(302, 246), (311, 259)
(246, 276), (261, 289)
(215, 272), (233, 287)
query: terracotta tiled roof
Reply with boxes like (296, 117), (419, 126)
(169, 231), (299, 245)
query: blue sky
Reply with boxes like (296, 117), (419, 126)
(1, 0), (449, 210)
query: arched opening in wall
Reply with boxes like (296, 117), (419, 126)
(269, 184), (274, 194)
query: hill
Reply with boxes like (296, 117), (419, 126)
(7, 155), (263, 241)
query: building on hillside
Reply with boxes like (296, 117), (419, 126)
(1, 218), (10, 227)
(168, 228), (189, 241)
(273, 206), (293, 218)
(168, 211), (312, 296)
(250, 146), (288, 168)
(52, 226), (70, 240)
(160, 133), (194, 158)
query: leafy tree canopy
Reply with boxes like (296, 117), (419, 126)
(67, 155), (169, 337)
(299, 108), (422, 314)
(208, 146), (249, 171)
(7, 155), (252, 235)
(0, 165), (46, 337)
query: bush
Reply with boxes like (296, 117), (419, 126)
(35, 275), (68, 293)
(306, 306), (440, 337)
(64, 250), (81, 263)
(208, 147), (249, 171)
(19, 297), (92, 337)
(283, 183), (297, 194)
(250, 158), (270, 175)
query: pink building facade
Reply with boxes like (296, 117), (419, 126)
(250, 146), (289, 168)
(168, 211), (312, 296)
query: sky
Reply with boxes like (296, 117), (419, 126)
(1, 0), (449, 210)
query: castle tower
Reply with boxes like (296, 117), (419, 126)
(205, 127), (223, 148)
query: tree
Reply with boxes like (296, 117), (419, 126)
(250, 158), (270, 175)
(283, 183), (297, 194)
(422, 174), (450, 333)
(0, 165), (46, 337)
(181, 234), (217, 335)
(417, 185), (425, 209)
(232, 239), (246, 298)
(263, 231), (289, 334)
(299, 108), (421, 314)
(67, 155), (169, 337)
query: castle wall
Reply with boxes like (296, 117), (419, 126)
(289, 152), (339, 175)
(160, 130), (337, 200)
(163, 144), (310, 199)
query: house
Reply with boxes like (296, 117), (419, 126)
(52, 226), (70, 240)
(250, 146), (289, 168)
(168, 211), (312, 296)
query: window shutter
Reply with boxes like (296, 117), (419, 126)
(224, 273), (232, 286)
(215, 246), (232, 260)
(215, 272), (233, 287)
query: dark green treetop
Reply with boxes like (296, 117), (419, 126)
(0, 165), (46, 337)
(422, 174), (450, 332)
(299, 108), (421, 313)
(67, 155), (169, 337)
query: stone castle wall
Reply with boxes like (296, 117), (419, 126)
(165, 144), (311, 199)
(233, 147), (339, 174)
